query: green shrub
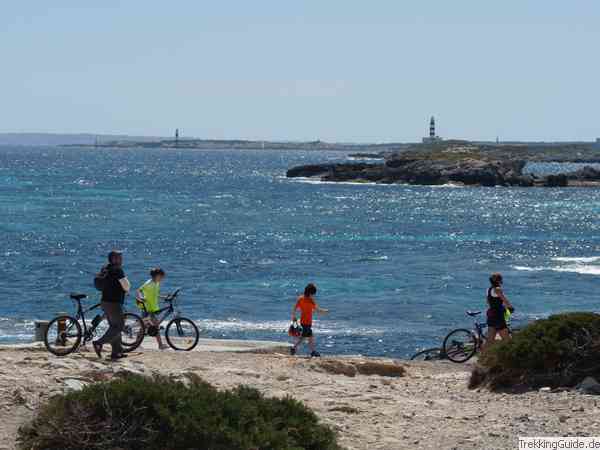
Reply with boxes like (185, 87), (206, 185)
(18, 375), (342, 450)
(471, 312), (600, 390)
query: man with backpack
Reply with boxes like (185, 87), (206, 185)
(93, 250), (131, 360)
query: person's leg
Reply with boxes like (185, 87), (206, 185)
(306, 327), (320, 356)
(153, 316), (166, 349)
(94, 302), (123, 357)
(498, 328), (510, 340)
(292, 336), (303, 352)
(308, 336), (316, 353)
(109, 303), (124, 356)
(482, 327), (497, 352)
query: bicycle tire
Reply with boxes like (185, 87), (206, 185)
(44, 315), (82, 357)
(119, 312), (146, 352)
(165, 317), (199, 351)
(410, 347), (446, 361)
(443, 328), (478, 363)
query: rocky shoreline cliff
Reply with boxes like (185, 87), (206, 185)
(287, 142), (600, 187)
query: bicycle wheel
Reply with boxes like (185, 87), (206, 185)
(120, 313), (145, 352)
(443, 328), (478, 363)
(44, 315), (82, 356)
(410, 347), (446, 361)
(165, 317), (199, 351)
(96, 312), (145, 353)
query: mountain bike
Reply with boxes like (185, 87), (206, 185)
(44, 293), (145, 357)
(133, 288), (200, 351)
(410, 347), (447, 361)
(443, 310), (524, 363)
(442, 311), (488, 363)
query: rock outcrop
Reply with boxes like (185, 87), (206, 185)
(287, 158), (535, 187)
(287, 148), (600, 188)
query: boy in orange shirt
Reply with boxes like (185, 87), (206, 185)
(290, 283), (329, 357)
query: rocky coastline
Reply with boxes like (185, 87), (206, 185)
(288, 143), (600, 187)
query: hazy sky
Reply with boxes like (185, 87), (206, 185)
(2, 1), (599, 142)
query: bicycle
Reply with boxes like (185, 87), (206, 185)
(442, 311), (489, 363)
(44, 293), (145, 357)
(133, 288), (200, 351)
(410, 347), (447, 361)
(442, 310), (522, 363)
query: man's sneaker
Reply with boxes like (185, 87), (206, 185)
(290, 347), (296, 356)
(310, 351), (321, 358)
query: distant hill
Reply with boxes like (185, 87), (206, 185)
(0, 133), (164, 146)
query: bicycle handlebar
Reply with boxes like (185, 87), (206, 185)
(165, 288), (182, 302)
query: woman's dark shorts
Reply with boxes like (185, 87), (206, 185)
(301, 324), (313, 338)
(486, 309), (507, 331)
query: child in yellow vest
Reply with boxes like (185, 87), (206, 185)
(136, 268), (168, 350)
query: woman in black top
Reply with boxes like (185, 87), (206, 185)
(483, 272), (514, 351)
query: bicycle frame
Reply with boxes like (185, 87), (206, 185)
(472, 321), (487, 349)
(138, 289), (183, 327)
(72, 299), (104, 340)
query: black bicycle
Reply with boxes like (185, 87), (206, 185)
(44, 293), (145, 357)
(135, 288), (200, 351)
(442, 310), (492, 363)
(410, 347), (447, 361)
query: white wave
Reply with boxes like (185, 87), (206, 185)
(428, 183), (466, 188)
(552, 256), (600, 263)
(194, 318), (387, 336)
(513, 264), (600, 276)
(282, 176), (466, 188)
(512, 266), (548, 272)
(285, 177), (398, 187)
(346, 157), (384, 161)
(0, 334), (33, 341)
(552, 265), (600, 276)
(357, 255), (389, 262)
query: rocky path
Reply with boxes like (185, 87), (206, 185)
(1, 345), (599, 450)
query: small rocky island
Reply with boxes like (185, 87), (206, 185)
(287, 141), (600, 187)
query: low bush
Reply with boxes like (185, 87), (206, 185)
(470, 312), (600, 390)
(18, 375), (341, 450)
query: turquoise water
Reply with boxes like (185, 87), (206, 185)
(1, 146), (600, 357)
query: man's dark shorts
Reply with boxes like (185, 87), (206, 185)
(301, 324), (313, 338)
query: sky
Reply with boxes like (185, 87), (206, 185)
(1, 1), (599, 142)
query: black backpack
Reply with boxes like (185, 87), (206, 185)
(94, 266), (109, 291)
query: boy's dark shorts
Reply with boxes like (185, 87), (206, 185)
(301, 324), (313, 338)
(143, 311), (159, 323)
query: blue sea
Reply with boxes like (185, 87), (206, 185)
(1, 146), (600, 357)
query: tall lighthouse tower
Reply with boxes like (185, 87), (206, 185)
(423, 116), (442, 143)
(429, 116), (436, 139)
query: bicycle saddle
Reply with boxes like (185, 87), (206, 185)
(466, 310), (482, 317)
(70, 293), (87, 300)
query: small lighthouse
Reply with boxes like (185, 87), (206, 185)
(423, 116), (442, 143)
(429, 116), (435, 139)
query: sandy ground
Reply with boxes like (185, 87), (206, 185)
(1, 343), (600, 450)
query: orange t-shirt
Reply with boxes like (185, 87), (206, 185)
(295, 295), (316, 326)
